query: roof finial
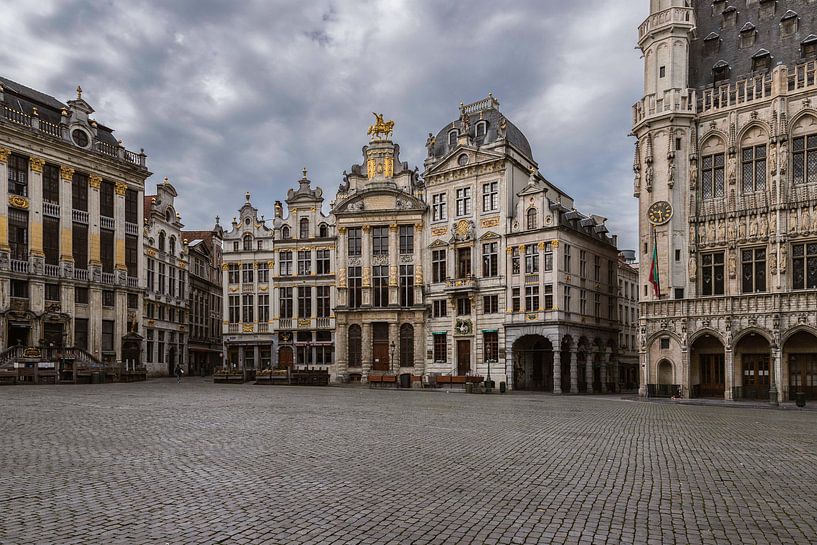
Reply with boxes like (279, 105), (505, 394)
(215, 215), (220, 225)
(302, 167), (308, 179)
(76, 85), (82, 99)
(163, 176), (169, 185)
(245, 191), (251, 202)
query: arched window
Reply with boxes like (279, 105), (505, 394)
(399, 323), (414, 368)
(740, 126), (767, 194)
(169, 236), (176, 255)
(281, 225), (291, 239)
(348, 325), (362, 367)
(527, 208), (537, 230)
(475, 121), (487, 139)
(165, 210), (171, 222)
(158, 231), (166, 252)
(300, 218), (309, 239)
(700, 135), (726, 200)
(243, 234), (253, 251)
(713, 60), (730, 84)
(448, 129), (458, 147)
(319, 223), (329, 238)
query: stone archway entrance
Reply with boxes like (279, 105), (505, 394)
(690, 334), (725, 399)
(512, 335), (553, 391)
(735, 333), (771, 401)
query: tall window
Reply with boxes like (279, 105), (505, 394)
(7, 154), (28, 196)
(594, 255), (601, 281)
(564, 286), (572, 313)
(792, 242), (817, 289)
(511, 247), (520, 275)
(483, 295), (499, 314)
(280, 251), (292, 276)
(580, 250), (587, 277)
(281, 225), (291, 239)
(742, 144), (767, 193)
(399, 265), (414, 306)
(158, 263), (166, 293)
(526, 208), (537, 230)
(125, 189), (138, 223)
(101, 320), (115, 353)
(544, 285), (553, 309)
(348, 325), (362, 367)
(433, 333), (447, 363)
(525, 245), (539, 274)
(280, 287), (293, 318)
(317, 249), (330, 274)
(126, 235), (138, 277)
(347, 228), (362, 256)
(242, 263), (254, 284)
(372, 227), (389, 255)
(432, 193), (447, 221)
(319, 223), (329, 238)
(258, 294), (270, 322)
(792, 135), (817, 185)
(701, 153), (725, 199)
(484, 332), (498, 362)
(227, 263), (239, 284)
(525, 286), (539, 312)
(594, 293), (601, 318)
(257, 262), (269, 283)
(348, 267), (362, 309)
(457, 247), (472, 278)
(72, 222), (88, 268)
(432, 299), (447, 317)
(432, 249), (447, 283)
(399, 225), (414, 254)
(482, 182), (498, 212)
(455, 187), (471, 216)
(544, 242), (553, 271)
(100, 230), (114, 273)
(457, 297), (471, 315)
(158, 232), (166, 252)
(145, 330), (153, 363)
(564, 244), (572, 273)
(298, 287), (312, 318)
(243, 235), (252, 251)
(482, 242), (498, 277)
(701, 252), (725, 296)
(373, 265), (388, 307)
(72, 172), (88, 211)
(512, 288), (521, 312)
(242, 294), (254, 322)
(400, 324), (414, 367)
(147, 259), (155, 291)
(741, 248), (767, 293)
(300, 218), (309, 239)
(43, 164), (60, 203)
(169, 267), (176, 296)
(580, 290), (587, 315)
(228, 295), (240, 323)
(100, 181), (114, 218)
(297, 250), (311, 276)
(43, 217), (59, 265)
(317, 286), (331, 317)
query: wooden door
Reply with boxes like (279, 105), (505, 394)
(742, 354), (770, 400)
(278, 346), (293, 369)
(789, 354), (817, 400)
(457, 340), (470, 375)
(372, 323), (389, 371)
(699, 354), (725, 398)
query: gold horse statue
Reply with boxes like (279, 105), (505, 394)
(367, 113), (394, 139)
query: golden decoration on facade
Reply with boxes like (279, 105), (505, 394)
(384, 157), (394, 178)
(366, 158), (376, 179)
(242, 324), (254, 333)
(9, 195), (29, 210)
(362, 225), (371, 233)
(538, 241), (547, 250)
(367, 113), (394, 139)
(29, 157), (45, 173)
(481, 217), (500, 228)
(389, 223), (399, 232)
(221, 263), (229, 271)
(146, 248), (157, 257)
(89, 175), (102, 189)
(60, 166), (75, 181)
(455, 220), (470, 237)
(115, 182), (128, 196)
(431, 227), (447, 237)
(414, 222), (424, 232)
(0, 147), (10, 163)
(337, 226), (347, 234)
(298, 319), (311, 328)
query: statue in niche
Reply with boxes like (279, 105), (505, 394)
(689, 255), (697, 281)
(728, 251), (737, 278)
(645, 163), (654, 192)
(780, 141), (788, 174)
(689, 163), (698, 190)
(727, 219), (736, 241)
(698, 224), (706, 244)
(689, 224), (696, 244)
(667, 158), (675, 188)
(758, 214), (768, 238)
(717, 220), (726, 241)
(738, 218), (746, 240)
(749, 216), (758, 238)
(801, 208), (811, 233)
(770, 213), (777, 236)
(781, 245), (788, 273)
(727, 153), (737, 185)
(769, 250), (777, 273)
(708, 221), (716, 242)
(811, 207), (817, 233)
(770, 144), (778, 175)
(790, 209), (798, 234)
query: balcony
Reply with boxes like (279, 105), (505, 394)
(11, 259), (29, 274)
(227, 324), (239, 334)
(638, 6), (694, 44)
(125, 222), (139, 236)
(633, 88), (695, 127)
(72, 209), (89, 224)
(258, 323), (269, 333)
(643, 291), (817, 320)
(127, 277), (139, 288)
(44, 264), (60, 278)
(42, 201), (60, 218)
(444, 276), (478, 293)
(316, 317), (332, 329)
(279, 318), (292, 329)
(101, 272), (115, 285)
(74, 268), (88, 281)
(100, 216), (115, 231)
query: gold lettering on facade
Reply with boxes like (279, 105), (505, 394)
(481, 217), (500, 228)
(431, 227), (447, 237)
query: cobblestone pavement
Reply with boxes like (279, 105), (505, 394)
(1, 380), (816, 545)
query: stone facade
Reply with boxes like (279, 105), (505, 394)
(617, 252), (639, 392)
(634, 0), (817, 402)
(143, 179), (189, 376)
(0, 78), (148, 366)
(184, 223), (223, 376)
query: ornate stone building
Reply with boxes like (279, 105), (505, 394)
(634, 0), (817, 401)
(333, 118), (427, 383)
(617, 251), (639, 392)
(0, 77), (147, 365)
(270, 171), (336, 374)
(184, 222), (223, 376)
(221, 194), (275, 371)
(422, 97), (620, 391)
(143, 179), (189, 376)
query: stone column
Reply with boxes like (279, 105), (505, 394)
(414, 223), (423, 304)
(292, 286), (299, 320)
(28, 157), (45, 260)
(505, 247), (513, 313)
(0, 148), (9, 254)
(770, 347), (781, 406)
(59, 167), (74, 267)
(600, 351), (609, 393)
(681, 349), (690, 399)
(88, 175), (102, 270)
(361, 321), (372, 379)
(552, 345), (562, 394)
(361, 225), (371, 306)
(724, 349), (734, 400)
(114, 182), (127, 280)
(254, 345), (260, 371)
(570, 349), (578, 394)
(89, 288), (102, 359)
(551, 240), (560, 314)
(639, 349), (648, 398)
(335, 321), (347, 378)
(388, 223), (398, 305)
(585, 352), (594, 394)
(115, 291), (127, 361)
(414, 317), (424, 376)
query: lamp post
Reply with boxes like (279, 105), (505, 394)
(390, 340), (396, 374)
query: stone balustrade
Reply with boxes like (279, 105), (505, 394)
(638, 6), (694, 42)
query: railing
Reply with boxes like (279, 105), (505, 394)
(74, 268), (88, 281)
(11, 259), (29, 273)
(633, 88), (695, 125)
(279, 318), (292, 329)
(101, 272), (115, 285)
(643, 291), (817, 319)
(698, 75), (772, 115)
(42, 201), (60, 218)
(3, 105), (31, 126)
(0, 345), (25, 367)
(39, 119), (61, 137)
(788, 60), (817, 92)
(72, 209), (89, 224)
(227, 324), (239, 334)
(127, 276), (138, 288)
(242, 284), (254, 293)
(125, 222), (139, 236)
(638, 6), (694, 41)
(95, 140), (119, 157)
(63, 346), (104, 368)
(445, 275), (478, 291)
(44, 264), (60, 278)
(316, 317), (331, 328)
(258, 323), (269, 333)
(461, 95), (500, 115)
(100, 216), (115, 231)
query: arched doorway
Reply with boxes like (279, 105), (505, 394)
(278, 346), (293, 370)
(512, 335), (553, 391)
(784, 330), (817, 401)
(690, 334), (725, 398)
(657, 360), (673, 385)
(734, 332), (771, 400)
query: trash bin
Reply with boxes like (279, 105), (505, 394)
(499, 381), (507, 394)
(465, 383), (473, 394)
(796, 391), (807, 408)
(484, 380), (494, 394)
(92, 372), (101, 384)
(399, 373), (411, 389)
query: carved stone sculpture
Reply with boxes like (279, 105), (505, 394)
(728, 250), (737, 278)
(749, 216), (758, 238)
(717, 220), (726, 242)
(689, 255), (697, 281)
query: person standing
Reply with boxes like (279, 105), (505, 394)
(174, 362), (183, 383)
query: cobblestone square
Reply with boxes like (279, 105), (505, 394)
(1, 381), (816, 545)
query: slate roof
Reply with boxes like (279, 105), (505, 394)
(428, 106), (533, 162)
(690, 0), (817, 88)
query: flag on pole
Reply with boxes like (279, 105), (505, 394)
(648, 227), (660, 297)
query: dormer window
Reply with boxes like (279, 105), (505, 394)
(169, 236), (176, 255)
(319, 223), (329, 238)
(475, 121), (487, 139)
(752, 49), (772, 73)
(526, 208), (538, 230)
(781, 10), (799, 36)
(281, 225), (291, 239)
(759, 0), (776, 20)
(802, 35), (817, 58)
(739, 23), (756, 49)
(448, 129), (458, 147)
(300, 218), (309, 239)
(713, 60), (730, 84)
(721, 6), (737, 29)
(703, 33), (720, 55)
(243, 234), (252, 251)
(158, 231), (166, 252)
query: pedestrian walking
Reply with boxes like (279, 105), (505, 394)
(174, 362), (183, 383)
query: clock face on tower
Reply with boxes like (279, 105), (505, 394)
(647, 201), (673, 225)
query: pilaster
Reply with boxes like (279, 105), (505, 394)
(553, 348), (562, 394)
(362, 321), (372, 379)
(28, 157), (45, 257)
(0, 148), (10, 251)
(724, 349), (734, 400)
(114, 182), (127, 274)
(570, 350), (578, 394)
(88, 175), (102, 267)
(585, 353), (594, 394)
(59, 166), (74, 263)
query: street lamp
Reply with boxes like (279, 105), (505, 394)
(390, 340), (396, 374)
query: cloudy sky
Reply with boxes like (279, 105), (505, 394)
(1, 0), (646, 249)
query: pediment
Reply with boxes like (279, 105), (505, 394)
(479, 231), (500, 240)
(334, 188), (426, 214)
(425, 145), (505, 177)
(429, 238), (449, 248)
